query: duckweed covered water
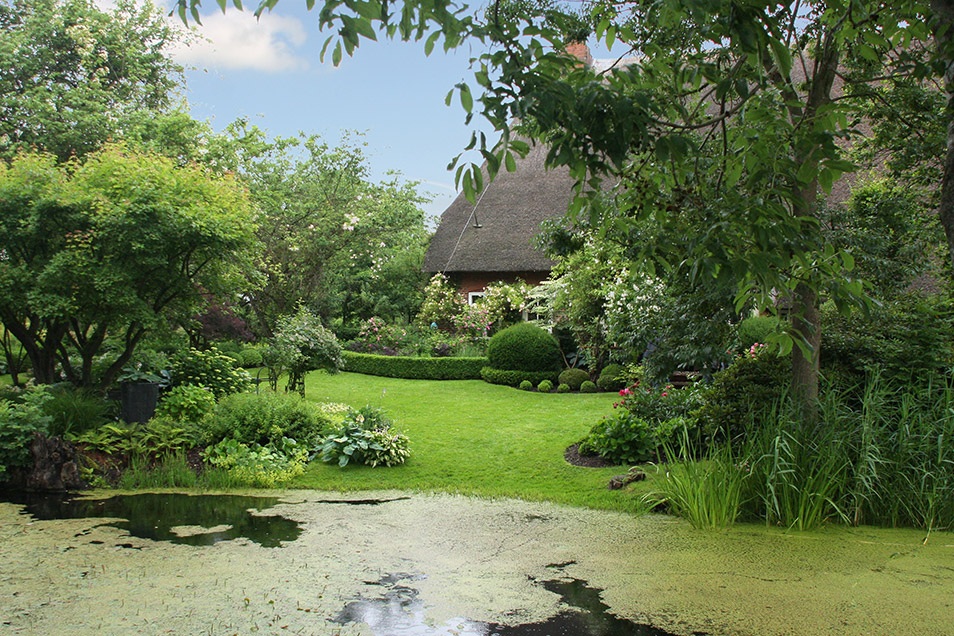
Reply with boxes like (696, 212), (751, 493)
(1, 491), (952, 635)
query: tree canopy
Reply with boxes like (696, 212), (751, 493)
(0, 146), (259, 388)
(0, 0), (186, 162)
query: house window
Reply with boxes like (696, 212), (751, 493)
(468, 291), (485, 305)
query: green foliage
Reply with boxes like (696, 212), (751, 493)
(821, 294), (954, 385)
(342, 351), (486, 380)
(202, 437), (308, 488)
(557, 383), (571, 393)
(736, 316), (782, 349)
(694, 349), (791, 444)
(0, 387), (52, 477)
(519, 380), (534, 391)
(416, 274), (466, 330)
(537, 379), (554, 393)
(318, 406), (410, 468)
(230, 128), (430, 337)
(72, 417), (197, 459)
(170, 347), (251, 400)
(237, 345), (265, 368)
(0, 0), (184, 162)
(486, 322), (562, 373)
(268, 306), (343, 395)
(155, 385), (217, 426)
(42, 384), (114, 437)
(580, 381), (703, 464)
(559, 368), (590, 391)
(580, 380), (598, 393)
(597, 364), (626, 391)
(644, 438), (747, 530)
(480, 367), (558, 388)
(0, 146), (259, 388)
(203, 392), (331, 449)
(118, 451), (198, 490)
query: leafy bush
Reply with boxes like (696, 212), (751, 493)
(155, 385), (217, 425)
(486, 322), (562, 373)
(597, 363), (625, 391)
(72, 417), (197, 459)
(821, 294), (954, 385)
(579, 381), (704, 464)
(0, 387), (52, 478)
(170, 347), (251, 399)
(557, 383), (571, 393)
(238, 345), (264, 368)
(736, 315), (782, 348)
(342, 351), (486, 380)
(580, 380), (598, 393)
(480, 366), (558, 387)
(202, 437), (308, 488)
(559, 368), (590, 391)
(519, 380), (533, 391)
(42, 384), (114, 437)
(537, 379), (554, 393)
(694, 347), (790, 444)
(318, 406), (410, 468)
(203, 392), (331, 448)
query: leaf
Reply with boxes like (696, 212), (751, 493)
(332, 41), (343, 67)
(457, 83), (474, 113)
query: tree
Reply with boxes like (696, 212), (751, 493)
(0, 146), (259, 388)
(178, 0), (939, 415)
(221, 124), (430, 337)
(0, 0), (186, 162)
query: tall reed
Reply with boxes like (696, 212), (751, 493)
(659, 371), (954, 531)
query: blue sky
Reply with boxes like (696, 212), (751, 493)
(156, 1), (499, 219)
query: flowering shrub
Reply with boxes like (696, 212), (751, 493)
(268, 306), (343, 395)
(355, 316), (413, 353)
(579, 380), (704, 464)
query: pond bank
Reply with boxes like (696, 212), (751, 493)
(1, 490), (952, 635)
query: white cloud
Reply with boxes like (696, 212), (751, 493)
(169, 11), (310, 73)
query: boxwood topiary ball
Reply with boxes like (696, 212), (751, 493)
(487, 322), (562, 373)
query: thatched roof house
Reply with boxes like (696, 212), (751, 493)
(423, 141), (577, 300)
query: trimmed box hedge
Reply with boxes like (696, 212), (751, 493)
(342, 351), (487, 380)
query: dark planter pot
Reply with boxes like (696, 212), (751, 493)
(120, 382), (160, 424)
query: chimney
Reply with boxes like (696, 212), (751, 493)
(565, 41), (592, 67)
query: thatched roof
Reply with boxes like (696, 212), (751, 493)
(423, 142), (575, 275)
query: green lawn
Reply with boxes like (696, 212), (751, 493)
(295, 371), (647, 512)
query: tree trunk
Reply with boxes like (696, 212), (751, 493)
(790, 282), (821, 422)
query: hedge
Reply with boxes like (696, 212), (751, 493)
(480, 366), (560, 388)
(342, 351), (487, 380)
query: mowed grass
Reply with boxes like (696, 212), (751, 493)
(294, 371), (646, 512)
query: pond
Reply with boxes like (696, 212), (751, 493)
(1, 490), (952, 635)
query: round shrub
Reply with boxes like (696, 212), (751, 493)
(480, 367), (558, 388)
(580, 380), (598, 393)
(559, 368), (590, 391)
(486, 322), (562, 373)
(736, 315), (782, 348)
(519, 380), (533, 391)
(202, 392), (332, 448)
(557, 383), (571, 393)
(597, 363), (625, 391)
(537, 379), (554, 393)
(239, 345), (264, 368)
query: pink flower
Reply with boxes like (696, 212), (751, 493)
(619, 388), (632, 397)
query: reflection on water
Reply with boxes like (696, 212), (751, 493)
(334, 572), (686, 636)
(3, 492), (301, 548)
